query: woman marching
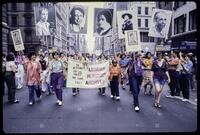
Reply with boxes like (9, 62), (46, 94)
(109, 59), (121, 100)
(4, 53), (20, 104)
(127, 52), (143, 112)
(151, 52), (170, 108)
(50, 52), (65, 106)
(142, 52), (153, 95)
(25, 52), (42, 105)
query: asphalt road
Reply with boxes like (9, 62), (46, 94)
(3, 84), (197, 133)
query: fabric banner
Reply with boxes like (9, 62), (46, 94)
(67, 58), (109, 88)
(10, 29), (24, 51)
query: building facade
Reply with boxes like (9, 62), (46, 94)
(2, 3), (9, 54)
(171, 1), (196, 53)
(129, 2), (156, 54)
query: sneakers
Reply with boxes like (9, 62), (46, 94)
(29, 102), (33, 105)
(72, 92), (77, 96)
(182, 98), (189, 102)
(134, 106), (139, 112)
(101, 93), (106, 96)
(57, 100), (62, 106)
(12, 99), (20, 104)
(166, 94), (174, 98)
(110, 95), (114, 98)
(115, 96), (120, 100)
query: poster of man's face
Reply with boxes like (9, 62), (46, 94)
(117, 10), (137, 39)
(148, 9), (172, 38)
(94, 8), (113, 37)
(68, 5), (88, 34)
(34, 5), (56, 36)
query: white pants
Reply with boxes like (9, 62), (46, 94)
(15, 64), (24, 89)
(41, 70), (48, 92)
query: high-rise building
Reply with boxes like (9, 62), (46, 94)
(171, 1), (196, 53)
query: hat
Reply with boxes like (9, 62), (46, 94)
(122, 13), (132, 19)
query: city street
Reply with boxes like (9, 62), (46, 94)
(3, 84), (197, 133)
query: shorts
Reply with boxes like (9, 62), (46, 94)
(153, 78), (166, 86)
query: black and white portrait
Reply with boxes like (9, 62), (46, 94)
(11, 29), (24, 51)
(125, 30), (141, 52)
(94, 8), (113, 37)
(117, 10), (137, 39)
(148, 9), (172, 38)
(34, 5), (56, 36)
(69, 5), (87, 34)
(127, 31), (138, 45)
(12, 31), (22, 45)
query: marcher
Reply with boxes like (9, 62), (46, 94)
(167, 52), (180, 97)
(15, 51), (25, 89)
(72, 53), (80, 96)
(151, 52), (170, 108)
(128, 52), (143, 112)
(119, 53), (129, 90)
(25, 52), (42, 105)
(179, 52), (193, 101)
(109, 59), (121, 100)
(97, 54), (108, 95)
(39, 54), (48, 92)
(4, 53), (20, 103)
(142, 52), (153, 95)
(50, 52), (65, 106)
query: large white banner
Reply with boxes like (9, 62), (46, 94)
(117, 10), (137, 39)
(67, 58), (109, 88)
(125, 30), (141, 52)
(10, 29), (24, 51)
(148, 9), (172, 38)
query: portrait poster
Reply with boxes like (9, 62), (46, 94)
(148, 9), (172, 38)
(34, 5), (56, 36)
(11, 29), (24, 51)
(94, 8), (113, 37)
(117, 10), (137, 39)
(68, 5), (88, 34)
(125, 30), (141, 52)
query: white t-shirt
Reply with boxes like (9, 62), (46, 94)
(6, 61), (16, 72)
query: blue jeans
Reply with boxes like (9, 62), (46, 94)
(129, 74), (143, 107)
(28, 85), (41, 103)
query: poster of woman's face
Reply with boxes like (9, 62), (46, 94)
(94, 8), (113, 37)
(34, 5), (56, 36)
(148, 9), (172, 38)
(117, 10), (137, 39)
(69, 5), (88, 34)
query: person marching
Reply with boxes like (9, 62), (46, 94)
(128, 52), (143, 112)
(97, 54), (108, 96)
(50, 52), (65, 106)
(151, 52), (170, 108)
(25, 52), (42, 105)
(109, 59), (121, 100)
(4, 53), (20, 104)
(142, 52), (153, 95)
